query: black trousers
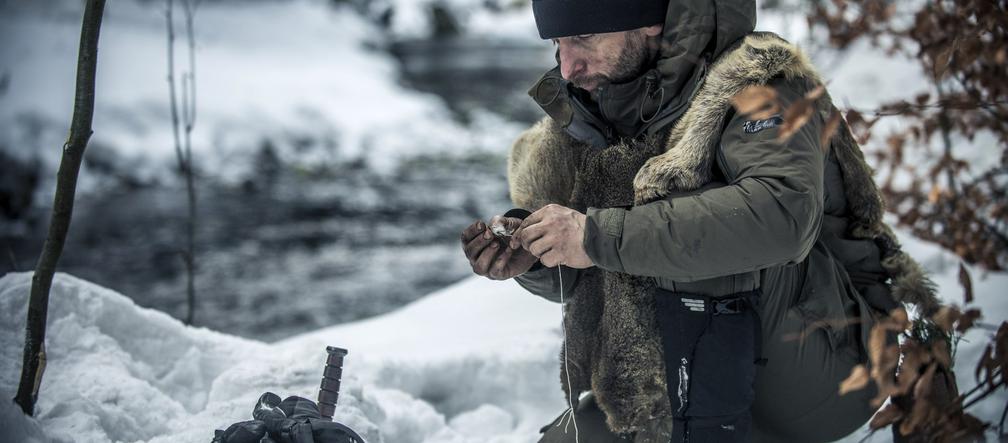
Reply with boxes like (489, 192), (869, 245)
(540, 289), (757, 443)
(538, 255), (879, 443)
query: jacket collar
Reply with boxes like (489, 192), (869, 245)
(529, 54), (709, 148)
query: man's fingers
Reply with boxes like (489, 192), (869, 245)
(540, 250), (562, 268)
(518, 223), (548, 252)
(461, 220), (486, 244)
(527, 236), (554, 258)
(502, 217), (523, 231)
(464, 232), (493, 261)
(473, 240), (502, 275)
(488, 245), (515, 279)
(509, 226), (525, 249)
(522, 205), (549, 227)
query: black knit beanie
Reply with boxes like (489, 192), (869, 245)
(532, 0), (669, 39)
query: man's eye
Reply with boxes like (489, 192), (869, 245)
(576, 34), (594, 40)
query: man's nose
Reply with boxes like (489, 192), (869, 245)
(557, 40), (586, 81)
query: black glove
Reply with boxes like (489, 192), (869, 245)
(255, 394), (315, 443)
(211, 420), (268, 443)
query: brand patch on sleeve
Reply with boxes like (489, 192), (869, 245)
(742, 115), (784, 134)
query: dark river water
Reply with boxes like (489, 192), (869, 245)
(1, 37), (555, 341)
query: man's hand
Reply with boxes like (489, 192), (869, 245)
(461, 217), (539, 280)
(512, 204), (594, 269)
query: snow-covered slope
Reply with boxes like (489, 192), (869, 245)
(1, 230), (1006, 443)
(0, 272), (566, 443)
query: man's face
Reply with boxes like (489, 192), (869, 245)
(554, 24), (662, 92)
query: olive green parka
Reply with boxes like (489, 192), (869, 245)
(509, 0), (938, 435)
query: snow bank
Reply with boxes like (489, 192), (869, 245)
(1, 230), (1006, 442)
(0, 272), (565, 443)
(0, 273), (269, 442)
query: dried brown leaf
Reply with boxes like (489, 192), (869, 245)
(928, 185), (942, 204)
(820, 111), (842, 151)
(956, 308), (981, 333)
(870, 344), (902, 408)
(899, 399), (927, 436)
(844, 109), (864, 128)
(996, 322), (1008, 375)
(731, 85), (779, 119)
(840, 364), (870, 395)
(913, 362), (937, 400)
(896, 347), (923, 395)
(900, 363), (938, 437)
(779, 98), (815, 142)
(776, 85), (826, 142)
(869, 402), (904, 430)
(958, 262), (974, 304)
(868, 323), (887, 365)
(932, 44), (954, 79)
(948, 413), (989, 441)
(805, 84), (826, 101)
(973, 344), (993, 383)
(932, 306), (960, 332)
(931, 339), (952, 369)
(890, 307), (910, 330)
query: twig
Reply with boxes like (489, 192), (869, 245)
(935, 82), (957, 195)
(14, 0), (106, 416)
(166, 0), (199, 325)
(952, 366), (1002, 406)
(182, 0), (198, 326)
(844, 98), (1008, 119)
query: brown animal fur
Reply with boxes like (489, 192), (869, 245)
(508, 32), (940, 432)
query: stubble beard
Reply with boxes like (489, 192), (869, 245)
(570, 30), (655, 92)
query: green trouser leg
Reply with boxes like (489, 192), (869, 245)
(752, 247), (881, 442)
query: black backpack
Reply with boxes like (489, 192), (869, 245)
(212, 392), (366, 443)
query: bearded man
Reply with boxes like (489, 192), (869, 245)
(460, 0), (939, 441)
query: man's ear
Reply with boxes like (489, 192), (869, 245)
(643, 24), (663, 37)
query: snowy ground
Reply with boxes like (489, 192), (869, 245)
(1, 229), (1006, 443)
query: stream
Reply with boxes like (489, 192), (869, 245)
(1, 37), (555, 341)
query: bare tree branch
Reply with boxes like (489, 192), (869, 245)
(166, 0), (199, 325)
(14, 0), (107, 416)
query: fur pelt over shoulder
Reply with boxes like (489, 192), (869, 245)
(507, 32), (940, 433)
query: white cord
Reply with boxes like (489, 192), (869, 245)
(558, 265), (580, 443)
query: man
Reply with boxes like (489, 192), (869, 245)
(460, 0), (939, 441)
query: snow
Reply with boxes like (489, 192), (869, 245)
(0, 271), (565, 443)
(0, 0), (524, 190)
(1, 229), (1006, 443)
(384, 0), (538, 41)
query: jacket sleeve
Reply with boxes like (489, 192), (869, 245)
(513, 265), (583, 303)
(583, 77), (827, 281)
